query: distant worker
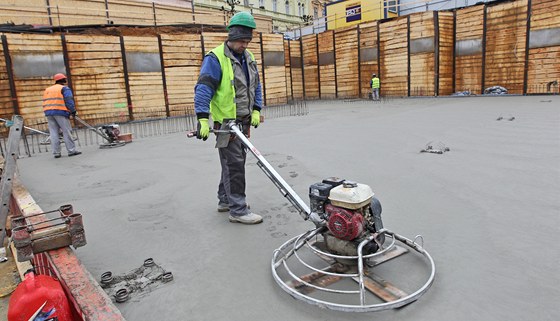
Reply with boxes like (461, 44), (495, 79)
(194, 12), (264, 225)
(370, 73), (380, 101)
(42, 73), (81, 158)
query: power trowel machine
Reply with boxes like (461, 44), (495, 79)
(189, 119), (435, 312)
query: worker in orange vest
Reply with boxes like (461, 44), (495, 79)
(42, 73), (81, 158)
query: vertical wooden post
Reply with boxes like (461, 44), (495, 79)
(200, 32), (206, 58)
(157, 35), (170, 117)
(481, 5), (488, 95)
(377, 20), (381, 96)
(333, 30), (338, 98)
(452, 10), (457, 94)
(300, 36), (306, 99)
(1, 35), (19, 115)
(287, 40), (294, 101)
(259, 32), (267, 105)
(316, 33), (321, 99)
(45, 0), (53, 26)
(60, 35), (74, 99)
(407, 15), (411, 97)
(523, 0), (532, 95)
(357, 26), (362, 98)
(152, 2), (157, 27)
(434, 11), (440, 97)
(119, 36), (133, 121)
(104, 0), (110, 24)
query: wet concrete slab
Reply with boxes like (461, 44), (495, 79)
(17, 96), (560, 321)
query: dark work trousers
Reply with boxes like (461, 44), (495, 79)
(217, 132), (249, 217)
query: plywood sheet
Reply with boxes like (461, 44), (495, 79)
(379, 17), (408, 97)
(485, 0), (528, 94)
(335, 26), (359, 98)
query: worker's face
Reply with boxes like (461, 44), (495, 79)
(228, 39), (251, 54)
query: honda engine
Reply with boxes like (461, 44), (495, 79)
(309, 178), (384, 257)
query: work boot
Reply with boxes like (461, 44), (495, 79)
(217, 202), (230, 212)
(54, 153), (61, 159)
(68, 151), (82, 157)
(217, 203), (250, 212)
(228, 213), (263, 224)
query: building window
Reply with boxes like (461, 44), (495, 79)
(243, 0), (249, 6)
(259, 0), (264, 8)
(387, 0), (397, 13)
(285, 1), (290, 14)
(314, 7), (318, 19)
(273, 0), (277, 12)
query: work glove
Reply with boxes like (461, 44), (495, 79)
(71, 111), (77, 118)
(251, 110), (260, 128)
(196, 118), (210, 141)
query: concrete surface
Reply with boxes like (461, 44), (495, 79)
(16, 96), (560, 321)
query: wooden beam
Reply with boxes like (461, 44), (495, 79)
(157, 35), (170, 117)
(119, 36), (134, 121)
(523, 0), (532, 95)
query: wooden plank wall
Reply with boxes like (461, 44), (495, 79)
(0, 0), (51, 25)
(302, 34), (319, 99)
(409, 12), (435, 96)
(438, 12), (455, 95)
(123, 36), (166, 118)
(6, 34), (64, 123)
(455, 5), (484, 93)
(379, 17), (408, 97)
(527, 0), (560, 94)
(161, 34), (203, 115)
(358, 22), (379, 99)
(65, 35), (128, 122)
(485, 0), (528, 94)
(261, 34), (288, 105)
(50, 0), (107, 25)
(318, 31), (336, 99)
(288, 40), (304, 99)
(335, 26), (359, 98)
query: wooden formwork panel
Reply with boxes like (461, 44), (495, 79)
(161, 34), (203, 115)
(288, 40), (304, 99)
(318, 31), (336, 98)
(106, 0), (155, 25)
(379, 18), (408, 97)
(409, 12), (435, 96)
(123, 36), (165, 119)
(335, 26), (359, 98)
(194, 8), (226, 26)
(302, 35), (319, 99)
(0, 0), (50, 25)
(409, 12), (435, 39)
(50, 0), (107, 25)
(262, 34), (287, 105)
(529, 0), (560, 30)
(527, 0), (560, 93)
(154, 4), (194, 25)
(438, 12), (455, 95)
(5, 34), (64, 121)
(455, 5), (484, 93)
(202, 32), (228, 53)
(359, 22), (379, 98)
(65, 35), (127, 120)
(485, 0), (528, 94)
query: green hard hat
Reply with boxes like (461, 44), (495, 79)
(227, 12), (256, 30)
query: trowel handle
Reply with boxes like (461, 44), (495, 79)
(186, 129), (230, 138)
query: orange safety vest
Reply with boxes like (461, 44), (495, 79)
(42, 84), (69, 112)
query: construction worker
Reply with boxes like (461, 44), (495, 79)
(42, 73), (81, 158)
(370, 73), (380, 101)
(194, 12), (263, 225)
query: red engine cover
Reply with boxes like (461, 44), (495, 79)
(326, 204), (364, 241)
(8, 271), (73, 321)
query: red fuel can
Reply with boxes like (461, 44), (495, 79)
(8, 270), (73, 321)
